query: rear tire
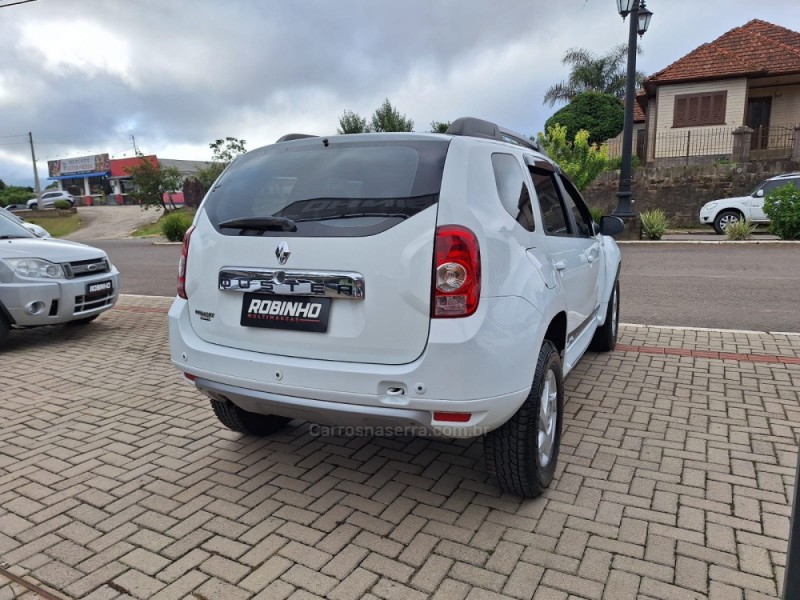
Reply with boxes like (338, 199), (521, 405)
(713, 210), (741, 235)
(484, 340), (563, 498)
(210, 398), (291, 436)
(589, 279), (619, 352)
(29, 202), (38, 210)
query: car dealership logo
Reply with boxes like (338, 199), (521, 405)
(275, 241), (290, 265)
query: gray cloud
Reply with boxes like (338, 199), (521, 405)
(1, 0), (798, 186)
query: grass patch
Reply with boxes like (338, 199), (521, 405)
(26, 214), (82, 238)
(130, 220), (163, 237)
(130, 207), (194, 238)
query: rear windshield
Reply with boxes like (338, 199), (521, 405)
(203, 139), (450, 237)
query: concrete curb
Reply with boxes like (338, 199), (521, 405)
(622, 322), (800, 336)
(618, 240), (800, 244)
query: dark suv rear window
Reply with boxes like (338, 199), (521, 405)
(204, 138), (450, 237)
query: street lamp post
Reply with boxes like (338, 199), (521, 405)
(614, 0), (653, 219)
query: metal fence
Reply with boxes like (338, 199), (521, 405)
(646, 122), (798, 165)
(751, 124), (796, 158)
(653, 126), (735, 160)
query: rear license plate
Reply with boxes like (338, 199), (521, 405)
(86, 280), (113, 298)
(240, 293), (331, 333)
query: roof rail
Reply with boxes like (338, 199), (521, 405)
(445, 117), (540, 152)
(276, 133), (318, 143)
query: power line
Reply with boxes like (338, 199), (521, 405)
(0, 0), (39, 8)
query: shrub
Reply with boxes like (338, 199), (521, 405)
(535, 124), (612, 191)
(764, 183), (800, 240)
(725, 218), (757, 241)
(53, 200), (71, 210)
(640, 209), (670, 240)
(589, 207), (605, 223)
(161, 211), (194, 242)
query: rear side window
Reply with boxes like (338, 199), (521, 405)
(531, 170), (571, 236)
(558, 175), (594, 237)
(204, 139), (449, 237)
(491, 153), (535, 231)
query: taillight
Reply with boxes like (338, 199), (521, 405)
(177, 225), (195, 299)
(432, 225), (480, 318)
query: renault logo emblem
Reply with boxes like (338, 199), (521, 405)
(275, 242), (291, 265)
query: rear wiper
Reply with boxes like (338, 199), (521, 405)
(218, 216), (297, 232)
(292, 213), (408, 223)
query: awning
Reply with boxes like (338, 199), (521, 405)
(48, 172), (110, 180)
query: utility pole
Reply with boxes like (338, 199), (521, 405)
(28, 132), (41, 200)
(131, 135), (139, 155)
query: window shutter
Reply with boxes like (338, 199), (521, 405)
(673, 91), (728, 127)
(699, 96), (711, 123)
(687, 97), (700, 125)
(674, 98), (688, 127)
(711, 93), (726, 123)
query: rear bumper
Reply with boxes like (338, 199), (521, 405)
(195, 377), (527, 438)
(170, 296), (545, 437)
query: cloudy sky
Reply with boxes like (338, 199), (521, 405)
(1, 0), (798, 187)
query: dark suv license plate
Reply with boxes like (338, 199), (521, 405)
(86, 280), (113, 297)
(240, 293), (331, 333)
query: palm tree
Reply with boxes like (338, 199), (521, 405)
(544, 44), (646, 107)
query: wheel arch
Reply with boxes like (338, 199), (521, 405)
(543, 311), (567, 359)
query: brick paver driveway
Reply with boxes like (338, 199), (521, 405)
(1, 295), (799, 600)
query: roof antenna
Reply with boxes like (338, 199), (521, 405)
(322, 138), (329, 147)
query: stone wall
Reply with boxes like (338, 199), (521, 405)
(583, 159), (800, 226)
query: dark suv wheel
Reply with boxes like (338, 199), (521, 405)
(484, 340), (563, 498)
(211, 398), (291, 436)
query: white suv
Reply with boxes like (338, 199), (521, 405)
(699, 172), (800, 234)
(169, 118), (623, 497)
(27, 190), (76, 210)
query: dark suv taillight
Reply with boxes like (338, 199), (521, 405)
(432, 225), (481, 318)
(177, 225), (195, 299)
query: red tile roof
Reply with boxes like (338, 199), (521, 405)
(647, 19), (800, 84)
(633, 91), (646, 123)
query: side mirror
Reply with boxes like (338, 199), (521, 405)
(599, 216), (625, 238)
(755, 189), (765, 197)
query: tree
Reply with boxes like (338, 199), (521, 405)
(429, 121), (451, 134)
(535, 124), (611, 191)
(195, 137), (247, 191)
(0, 186), (34, 208)
(544, 91), (624, 146)
(544, 44), (646, 107)
(338, 110), (370, 134)
(0, 179), (5, 191)
(125, 154), (183, 213)
(370, 99), (413, 132)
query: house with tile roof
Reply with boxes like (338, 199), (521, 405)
(638, 19), (800, 165)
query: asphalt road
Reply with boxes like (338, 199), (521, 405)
(93, 238), (800, 333)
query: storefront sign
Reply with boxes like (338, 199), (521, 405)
(48, 154), (110, 177)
